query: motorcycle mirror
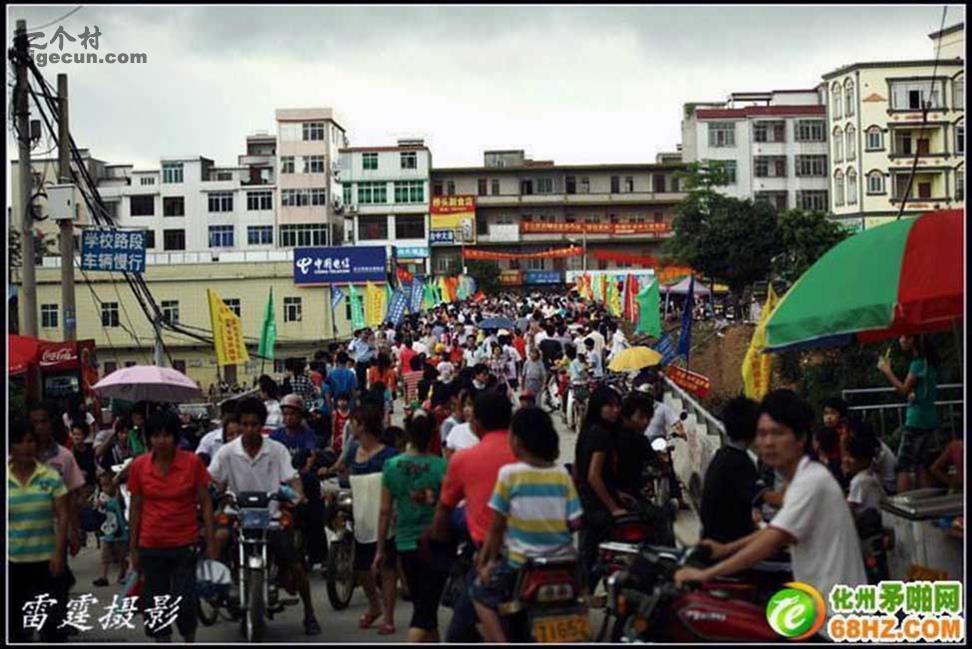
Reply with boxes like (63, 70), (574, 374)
(651, 438), (669, 453)
(679, 411), (688, 421)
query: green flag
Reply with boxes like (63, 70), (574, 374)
(636, 280), (661, 337)
(422, 279), (435, 310)
(258, 288), (277, 359)
(349, 283), (366, 328)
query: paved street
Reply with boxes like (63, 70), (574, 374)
(54, 407), (698, 643)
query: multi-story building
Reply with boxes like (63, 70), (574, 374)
(822, 23), (964, 230)
(681, 89), (830, 212)
(275, 108), (348, 248)
(429, 150), (687, 283)
(338, 139), (432, 274)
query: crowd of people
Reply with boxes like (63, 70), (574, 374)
(9, 288), (962, 642)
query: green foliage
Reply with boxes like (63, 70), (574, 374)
(8, 226), (56, 267)
(465, 260), (501, 295)
(772, 209), (850, 283)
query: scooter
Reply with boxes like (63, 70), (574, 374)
(322, 478), (356, 610)
(498, 553), (591, 643)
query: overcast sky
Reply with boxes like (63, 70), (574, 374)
(5, 4), (966, 173)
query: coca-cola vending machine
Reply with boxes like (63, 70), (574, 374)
(38, 339), (99, 404)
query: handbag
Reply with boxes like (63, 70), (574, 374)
(80, 506), (107, 533)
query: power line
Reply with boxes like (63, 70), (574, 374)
(31, 5), (84, 31)
(895, 5), (949, 220)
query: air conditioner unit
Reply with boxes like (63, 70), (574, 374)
(348, 205), (358, 213)
(331, 161), (341, 172)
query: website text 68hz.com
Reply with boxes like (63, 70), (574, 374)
(829, 614), (965, 643)
(29, 51), (148, 67)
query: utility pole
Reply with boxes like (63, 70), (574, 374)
(582, 228), (588, 272)
(57, 73), (77, 341)
(14, 20), (38, 337)
(153, 315), (166, 367)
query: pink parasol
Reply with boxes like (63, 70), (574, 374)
(92, 365), (202, 403)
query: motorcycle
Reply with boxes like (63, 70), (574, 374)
(643, 437), (679, 546)
(322, 478), (356, 610)
(223, 490), (300, 642)
(541, 372), (563, 414)
(603, 543), (795, 642)
(497, 553), (591, 643)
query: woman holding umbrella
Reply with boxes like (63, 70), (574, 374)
(877, 334), (942, 493)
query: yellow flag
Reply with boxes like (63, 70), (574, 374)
(742, 284), (779, 400)
(207, 288), (250, 366)
(364, 282), (387, 327)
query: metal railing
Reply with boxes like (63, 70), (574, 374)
(842, 384), (964, 438)
(663, 375), (726, 441)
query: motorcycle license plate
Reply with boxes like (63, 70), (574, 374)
(531, 614), (590, 643)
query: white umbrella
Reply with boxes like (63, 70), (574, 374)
(92, 365), (202, 403)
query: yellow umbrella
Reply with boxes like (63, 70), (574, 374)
(608, 346), (663, 372)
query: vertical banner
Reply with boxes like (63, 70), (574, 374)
(654, 332), (678, 366)
(636, 281), (662, 337)
(387, 289), (408, 326)
(677, 276), (695, 364)
(207, 288), (250, 366)
(410, 279), (425, 314)
(364, 282), (387, 327)
(258, 288), (276, 360)
(348, 283), (366, 329)
(331, 285), (345, 313)
(742, 284), (780, 399)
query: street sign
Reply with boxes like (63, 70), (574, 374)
(80, 228), (147, 273)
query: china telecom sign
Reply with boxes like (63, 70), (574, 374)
(293, 246), (387, 285)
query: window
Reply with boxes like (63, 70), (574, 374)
(956, 123), (965, 155)
(754, 157), (787, 178)
(844, 79), (855, 117)
(610, 176), (620, 193)
(171, 360), (187, 375)
(284, 297), (302, 322)
(834, 170), (845, 207)
(163, 229), (186, 251)
(579, 177), (590, 193)
(491, 179), (500, 195)
(833, 127), (843, 162)
(847, 168), (858, 204)
(478, 178), (487, 196)
(721, 160), (737, 184)
(162, 163), (183, 184)
(956, 172), (964, 201)
(653, 175), (666, 192)
(831, 82), (842, 119)
(282, 187), (327, 206)
(161, 300), (180, 324)
(41, 304), (58, 329)
(280, 224), (328, 247)
(248, 225), (273, 245)
(208, 192), (234, 212)
(400, 152), (417, 169)
(845, 125), (856, 161)
(537, 178), (554, 194)
(209, 225), (234, 248)
(867, 171), (885, 194)
(432, 181), (443, 196)
(223, 299), (241, 318)
(918, 182), (932, 199)
(362, 153), (378, 170)
(754, 121), (785, 143)
(708, 122), (736, 147)
(310, 188), (327, 206)
(954, 77), (964, 111)
(103, 361), (117, 377)
(755, 192), (788, 211)
(795, 120), (826, 142)
(163, 196), (185, 217)
(101, 302), (120, 327)
(565, 176), (576, 194)
(341, 185), (352, 207)
(395, 214), (425, 239)
(894, 132), (915, 156)
(797, 190), (829, 211)
(866, 126), (884, 151)
(303, 155), (325, 173)
(247, 190), (273, 211)
(357, 181), (387, 204)
(302, 122), (325, 141)
(105, 201), (119, 220)
(889, 80), (945, 110)
(525, 257), (546, 271)
(140, 176), (156, 186)
(358, 215), (388, 240)
(446, 181), (456, 195)
(434, 254), (460, 275)
(624, 176), (634, 192)
(215, 171), (233, 181)
(476, 216), (488, 236)
(281, 156), (295, 174)
(144, 230), (155, 249)
(394, 181), (424, 204)
(795, 155), (828, 177)
(129, 195), (155, 217)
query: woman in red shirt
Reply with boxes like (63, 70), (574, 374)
(128, 411), (215, 642)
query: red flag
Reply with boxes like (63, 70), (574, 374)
(396, 265), (414, 286)
(472, 291), (486, 303)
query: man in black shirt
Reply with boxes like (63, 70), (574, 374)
(700, 396), (761, 543)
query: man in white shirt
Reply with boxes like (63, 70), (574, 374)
(675, 390), (866, 638)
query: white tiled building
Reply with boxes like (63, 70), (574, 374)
(681, 89), (830, 212)
(339, 140), (432, 274)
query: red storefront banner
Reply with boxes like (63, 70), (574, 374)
(665, 365), (711, 398)
(520, 221), (670, 235)
(462, 246), (582, 261)
(592, 250), (661, 267)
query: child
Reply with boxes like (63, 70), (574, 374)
(331, 395), (352, 457)
(93, 471), (129, 587)
(472, 407), (584, 642)
(842, 432), (885, 514)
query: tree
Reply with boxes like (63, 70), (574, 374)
(465, 260), (501, 295)
(666, 163), (781, 312)
(771, 209), (851, 283)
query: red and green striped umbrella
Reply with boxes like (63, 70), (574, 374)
(764, 210), (963, 352)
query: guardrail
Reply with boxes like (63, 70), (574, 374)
(663, 374), (726, 441)
(842, 384), (964, 438)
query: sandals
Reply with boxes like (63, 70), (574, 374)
(358, 611), (381, 629)
(377, 623), (396, 636)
